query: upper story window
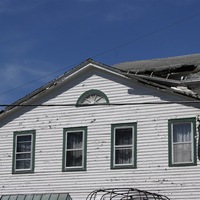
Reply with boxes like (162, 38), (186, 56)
(168, 118), (197, 167)
(63, 127), (87, 171)
(76, 89), (109, 106)
(111, 123), (137, 169)
(12, 130), (36, 174)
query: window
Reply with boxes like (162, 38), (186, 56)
(111, 123), (137, 169)
(168, 118), (197, 167)
(12, 130), (36, 173)
(76, 89), (109, 106)
(63, 127), (87, 171)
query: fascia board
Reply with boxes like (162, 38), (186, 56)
(72, 63), (129, 79)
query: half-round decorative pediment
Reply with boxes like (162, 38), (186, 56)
(76, 89), (109, 106)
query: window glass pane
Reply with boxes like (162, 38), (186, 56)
(67, 132), (83, 149)
(95, 96), (105, 103)
(66, 150), (82, 167)
(115, 149), (132, 164)
(173, 143), (192, 163)
(16, 160), (31, 169)
(17, 135), (31, 142)
(17, 135), (32, 152)
(115, 128), (132, 145)
(16, 153), (31, 159)
(173, 123), (191, 142)
(17, 142), (31, 152)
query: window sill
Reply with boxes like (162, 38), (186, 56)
(12, 170), (34, 174)
(169, 162), (197, 167)
(111, 165), (137, 170)
(62, 167), (86, 172)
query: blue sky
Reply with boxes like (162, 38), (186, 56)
(0, 0), (200, 109)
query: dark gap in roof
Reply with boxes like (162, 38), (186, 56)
(142, 65), (197, 75)
(154, 65), (197, 80)
(172, 65), (197, 72)
(128, 65), (198, 80)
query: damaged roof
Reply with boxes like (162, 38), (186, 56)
(114, 54), (200, 99)
(1, 53), (200, 117)
(114, 53), (200, 75)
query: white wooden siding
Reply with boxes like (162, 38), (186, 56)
(0, 68), (200, 200)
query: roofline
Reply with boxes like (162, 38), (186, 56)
(1, 56), (200, 119)
(0, 58), (126, 117)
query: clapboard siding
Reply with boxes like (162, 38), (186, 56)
(0, 69), (200, 200)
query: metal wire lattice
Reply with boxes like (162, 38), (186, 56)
(86, 188), (170, 200)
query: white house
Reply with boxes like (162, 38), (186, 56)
(1, 54), (200, 200)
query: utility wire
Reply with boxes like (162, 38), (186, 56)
(91, 11), (200, 59)
(1, 11), (200, 97)
(1, 101), (200, 108)
(0, 62), (80, 96)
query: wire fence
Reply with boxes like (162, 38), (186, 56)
(86, 188), (170, 200)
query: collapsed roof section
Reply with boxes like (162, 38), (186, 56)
(114, 54), (200, 99)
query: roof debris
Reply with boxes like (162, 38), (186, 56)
(115, 54), (200, 99)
